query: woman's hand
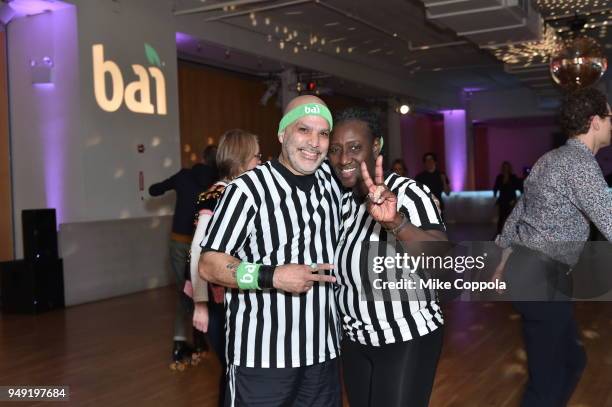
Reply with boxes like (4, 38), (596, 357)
(193, 302), (209, 333)
(360, 156), (398, 224)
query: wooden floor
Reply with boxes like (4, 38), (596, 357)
(1, 287), (612, 406)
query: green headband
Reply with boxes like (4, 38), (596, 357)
(278, 103), (333, 134)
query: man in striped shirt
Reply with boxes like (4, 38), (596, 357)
(199, 95), (342, 406)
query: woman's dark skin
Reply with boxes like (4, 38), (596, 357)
(328, 119), (447, 244)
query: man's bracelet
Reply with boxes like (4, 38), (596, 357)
(236, 262), (275, 290)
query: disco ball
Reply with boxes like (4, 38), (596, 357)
(549, 37), (608, 90)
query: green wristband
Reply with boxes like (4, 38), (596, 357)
(236, 262), (261, 290)
(278, 103), (333, 134)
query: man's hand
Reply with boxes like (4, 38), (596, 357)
(273, 264), (336, 294)
(490, 247), (513, 294)
(361, 156), (398, 224)
(193, 302), (209, 333)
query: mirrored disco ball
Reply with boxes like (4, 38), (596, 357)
(549, 37), (608, 90)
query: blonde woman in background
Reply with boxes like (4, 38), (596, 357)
(185, 129), (261, 406)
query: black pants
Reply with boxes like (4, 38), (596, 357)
(506, 248), (587, 407)
(342, 328), (443, 407)
(224, 359), (341, 407)
(207, 301), (227, 407)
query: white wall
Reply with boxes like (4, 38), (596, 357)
(8, 7), (82, 258)
(60, 216), (173, 306)
(71, 0), (181, 222)
(7, 1), (181, 303)
(8, 1), (181, 258)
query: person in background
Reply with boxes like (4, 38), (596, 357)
(148, 145), (218, 368)
(186, 129), (261, 405)
(493, 161), (523, 234)
(391, 158), (407, 177)
(415, 152), (450, 215)
(494, 87), (612, 407)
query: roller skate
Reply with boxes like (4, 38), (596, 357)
(190, 330), (209, 366)
(169, 340), (194, 371)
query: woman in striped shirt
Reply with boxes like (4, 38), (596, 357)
(328, 108), (448, 407)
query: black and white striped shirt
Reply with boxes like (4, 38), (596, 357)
(334, 173), (445, 346)
(201, 159), (342, 368)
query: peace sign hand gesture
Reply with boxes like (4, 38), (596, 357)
(361, 156), (399, 224)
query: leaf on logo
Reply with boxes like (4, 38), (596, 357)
(145, 43), (161, 67)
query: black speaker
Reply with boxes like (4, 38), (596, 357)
(0, 259), (65, 314)
(22, 209), (58, 261)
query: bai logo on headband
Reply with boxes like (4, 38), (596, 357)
(92, 43), (167, 115)
(304, 105), (320, 114)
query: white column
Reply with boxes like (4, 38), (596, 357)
(442, 109), (468, 192)
(279, 67), (297, 110)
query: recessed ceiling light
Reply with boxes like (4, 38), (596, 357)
(325, 22), (340, 26)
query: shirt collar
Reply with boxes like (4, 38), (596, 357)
(270, 159), (316, 191)
(566, 138), (594, 156)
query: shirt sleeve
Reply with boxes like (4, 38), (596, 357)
(495, 195), (525, 248)
(200, 183), (257, 256)
(148, 172), (177, 196)
(399, 182), (446, 232)
(190, 210), (212, 302)
(569, 158), (612, 241)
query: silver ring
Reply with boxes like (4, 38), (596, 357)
(310, 263), (318, 271)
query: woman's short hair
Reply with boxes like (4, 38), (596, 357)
(216, 129), (259, 180)
(334, 107), (381, 139)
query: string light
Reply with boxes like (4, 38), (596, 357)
(488, 24), (561, 67)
